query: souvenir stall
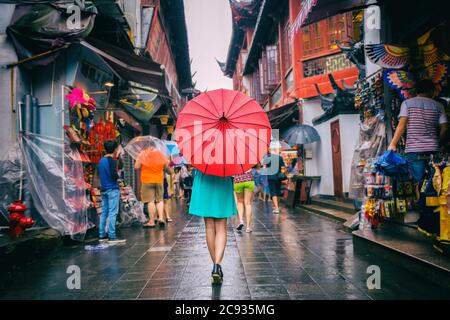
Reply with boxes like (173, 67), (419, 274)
(352, 20), (450, 252)
(64, 87), (145, 230)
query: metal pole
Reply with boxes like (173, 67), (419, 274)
(61, 85), (65, 200)
(24, 95), (33, 217)
(17, 101), (23, 201)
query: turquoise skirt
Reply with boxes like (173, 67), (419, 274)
(189, 171), (237, 218)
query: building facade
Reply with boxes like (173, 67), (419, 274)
(224, 0), (363, 198)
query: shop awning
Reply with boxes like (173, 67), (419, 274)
(292, 0), (366, 34)
(267, 102), (299, 131)
(117, 96), (163, 124)
(80, 38), (167, 94)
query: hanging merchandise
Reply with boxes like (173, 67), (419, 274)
(349, 116), (386, 201)
(417, 158), (450, 245)
(360, 153), (415, 229)
(354, 72), (385, 122)
(84, 117), (118, 163)
(65, 88), (97, 140)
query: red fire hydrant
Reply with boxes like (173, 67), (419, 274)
(8, 200), (35, 238)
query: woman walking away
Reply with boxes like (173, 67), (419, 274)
(264, 149), (286, 213)
(189, 171), (237, 284)
(234, 171), (255, 233)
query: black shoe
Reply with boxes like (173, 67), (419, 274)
(158, 220), (166, 228)
(217, 264), (223, 278)
(211, 264), (223, 285)
(236, 222), (244, 231)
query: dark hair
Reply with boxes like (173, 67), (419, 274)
(104, 140), (118, 154)
(416, 79), (435, 95)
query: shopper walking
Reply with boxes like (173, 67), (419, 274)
(189, 171), (237, 284)
(163, 173), (173, 222)
(173, 167), (182, 199)
(388, 79), (448, 199)
(252, 164), (263, 201)
(136, 146), (172, 228)
(182, 165), (194, 205)
(98, 140), (126, 244)
(234, 171), (255, 233)
(264, 149), (286, 213)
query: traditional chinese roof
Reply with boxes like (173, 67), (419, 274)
(159, 0), (193, 94)
(223, 0), (262, 77)
(242, 0), (285, 75)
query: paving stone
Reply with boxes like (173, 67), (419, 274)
(2, 200), (450, 300)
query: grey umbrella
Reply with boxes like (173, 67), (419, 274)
(282, 125), (320, 145)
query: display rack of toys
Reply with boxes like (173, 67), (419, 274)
(354, 72), (385, 122)
(389, 94), (406, 151)
(281, 150), (298, 169)
(361, 159), (415, 229)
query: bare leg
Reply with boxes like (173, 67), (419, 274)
(244, 190), (253, 229)
(214, 218), (228, 264)
(236, 192), (244, 224)
(165, 199), (172, 221)
(204, 218), (216, 262)
(147, 202), (157, 225)
(156, 201), (165, 221)
(272, 196), (279, 210)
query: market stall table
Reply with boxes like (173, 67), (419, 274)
(286, 176), (321, 208)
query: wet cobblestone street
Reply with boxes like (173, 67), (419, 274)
(2, 200), (450, 300)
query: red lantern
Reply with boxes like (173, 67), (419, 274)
(7, 200), (34, 238)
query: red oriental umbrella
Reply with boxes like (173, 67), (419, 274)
(175, 89), (271, 177)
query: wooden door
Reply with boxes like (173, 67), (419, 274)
(330, 120), (343, 197)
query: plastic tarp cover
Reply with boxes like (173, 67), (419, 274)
(0, 143), (27, 226)
(6, 3), (96, 68)
(349, 116), (387, 201)
(20, 132), (89, 241)
(124, 135), (169, 167)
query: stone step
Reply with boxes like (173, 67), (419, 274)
(310, 196), (357, 214)
(353, 222), (450, 290)
(296, 204), (358, 233)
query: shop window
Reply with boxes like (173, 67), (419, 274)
(251, 68), (266, 104)
(259, 45), (280, 94)
(301, 11), (363, 57)
(281, 6), (292, 75)
(270, 85), (282, 106)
